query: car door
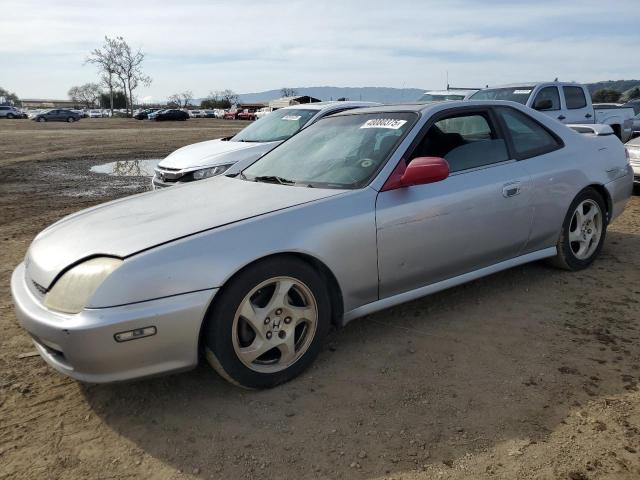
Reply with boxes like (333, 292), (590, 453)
(494, 106), (570, 254)
(531, 86), (564, 123)
(376, 107), (533, 299)
(561, 85), (592, 124)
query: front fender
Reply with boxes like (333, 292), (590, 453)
(88, 189), (379, 313)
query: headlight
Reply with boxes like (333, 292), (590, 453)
(192, 164), (232, 180)
(44, 257), (123, 314)
(627, 146), (640, 161)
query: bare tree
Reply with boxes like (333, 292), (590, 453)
(86, 36), (119, 116)
(167, 90), (193, 108)
(87, 36), (151, 116)
(281, 87), (298, 97)
(216, 89), (239, 106)
(68, 83), (102, 108)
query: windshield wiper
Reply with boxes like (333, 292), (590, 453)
(253, 175), (296, 185)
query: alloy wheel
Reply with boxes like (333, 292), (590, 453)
(568, 199), (602, 260)
(232, 276), (318, 373)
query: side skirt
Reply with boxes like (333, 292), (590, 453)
(342, 247), (557, 325)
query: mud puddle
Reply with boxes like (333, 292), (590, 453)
(90, 159), (161, 177)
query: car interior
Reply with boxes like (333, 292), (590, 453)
(410, 112), (509, 172)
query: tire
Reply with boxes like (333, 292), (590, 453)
(67, 117), (75, 123)
(204, 256), (331, 389)
(549, 187), (607, 271)
(38, 117), (46, 122)
(6, 113), (14, 119)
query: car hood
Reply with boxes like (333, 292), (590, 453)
(26, 176), (345, 289)
(158, 138), (278, 170)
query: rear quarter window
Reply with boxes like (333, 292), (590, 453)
(563, 86), (587, 109)
(497, 107), (563, 159)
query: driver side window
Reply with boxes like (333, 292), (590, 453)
(411, 111), (509, 173)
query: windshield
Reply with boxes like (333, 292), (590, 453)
(418, 93), (466, 102)
(232, 108), (318, 143)
(242, 112), (417, 189)
(470, 87), (534, 104)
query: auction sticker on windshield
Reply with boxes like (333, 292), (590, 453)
(360, 119), (407, 129)
(282, 115), (302, 121)
(513, 90), (532, 94)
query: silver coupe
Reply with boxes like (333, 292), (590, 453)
(11, 101), (633, 388)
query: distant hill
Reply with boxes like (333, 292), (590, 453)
(585, 80), (640, 95)
(188, 81), (640, 107)
(236, 86), (426, 104)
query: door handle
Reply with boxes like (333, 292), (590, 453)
(558, 115), (566, 120)
(585, 113), (592, 118)
(502, 182), (521, 198)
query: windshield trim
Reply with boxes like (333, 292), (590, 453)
(239, 110), (420, 190)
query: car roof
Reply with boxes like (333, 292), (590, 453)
(423, 90), (477, 95)
(281, 101), (380, 112)
(482, 81), (583, 89)
(330, 99), (535, 116)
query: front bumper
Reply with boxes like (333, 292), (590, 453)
(11, 262), (217, 383)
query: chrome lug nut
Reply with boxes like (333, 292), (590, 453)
(266, 331), (272, 339)
(278, 331), (286, 339)
(284, 317), (292, 324)
(264, 317), (270, 325)
(275, 309), (283, 315)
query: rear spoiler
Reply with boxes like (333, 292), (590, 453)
(568, 124), (614, 136)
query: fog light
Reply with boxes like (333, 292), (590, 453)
(114, 326), (156, 342)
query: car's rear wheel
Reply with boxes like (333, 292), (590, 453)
(67, 117), (75, 122)
(38, 117), (46, 122)
(6, 113), (14, 119)
(204, 256), (331, 389)
(549, 187), (607, 271)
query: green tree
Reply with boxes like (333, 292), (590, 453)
(0, 86), (19, 105)
(627, 87), (640, 100)
(592, 89), (622, 103)
(99, 91), (127, 109)
(68, 83), (102, 108)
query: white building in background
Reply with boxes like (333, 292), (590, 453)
(268, 95), (321, 109)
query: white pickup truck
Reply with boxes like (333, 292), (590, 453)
(470, 82), (634, 142)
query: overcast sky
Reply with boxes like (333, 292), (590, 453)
(2, 0), (639, 102)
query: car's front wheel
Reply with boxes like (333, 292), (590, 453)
(204, 256), (331, 389)
(38, 117), (46, 122)
(550, 187), (607, 271)
(67, 117), (75, 122)
(6, 113), (14, 119)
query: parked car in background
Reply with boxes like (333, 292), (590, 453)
(0, 105), (26, 119)
(11, 101), (633, 387)
(631, 112), (640, 136)
(152, 109), (189, 121)
(31, 109), (82, 122)
(623, 99), (640, 116)
(153, 101), (379, 188)
(134, 108), (161, 120)
(626, 137), (640, 187)
(417, 89), (478, 102)
(470, 82), (635, 142)
(255, 107), (274, 120)
(223, 108), (240, 120)
(237, 109), (257, 121)
(88, 109), (104, 118)
(202, 110), (217, 118)
(189, 110), (204, 118)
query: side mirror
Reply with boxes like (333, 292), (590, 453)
(533, 99), (553, 111)
(381, 157), (450, 191)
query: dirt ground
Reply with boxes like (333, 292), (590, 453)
(1, 118), (639, 480)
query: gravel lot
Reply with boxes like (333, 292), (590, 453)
(1, 118), (639, 480)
